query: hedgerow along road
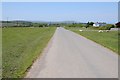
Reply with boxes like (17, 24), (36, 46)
(26, 27), (118, 78)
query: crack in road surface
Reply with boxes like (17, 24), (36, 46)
(26, 27), (118, 78)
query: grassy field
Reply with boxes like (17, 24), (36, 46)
(0, 28), (2, 79)
(2, 27), (56, 78)
(65, 27), (119, 55)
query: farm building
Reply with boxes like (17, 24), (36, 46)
(115, 22), (120, 28)
(93, 22), (106, 27)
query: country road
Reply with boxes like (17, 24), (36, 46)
(26, 27), (118, 78)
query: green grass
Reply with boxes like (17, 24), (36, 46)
(65, 27), (119, 55)
(2, 27), (56, 78)
(0, 28), (2, 79)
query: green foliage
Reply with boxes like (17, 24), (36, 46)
(68, 23), (84, 27)
(84, 22), (94, 28)
(89, 22), (94, 25)
(98, 24), (115, 30)
(2, 21), (33, 27)
(2, 27), (56, 78)
(39, 24), (43, 27)
(2, 21), (50, 27)
(32, 23), (48, 27)
(85, 24), (89, 28)
(116, 25), (120, 28)
(66, 27), (118, 54)
(87, 22), (94, 26)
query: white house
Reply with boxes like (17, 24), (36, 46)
(93, 22), (106, 27)
(93, 23), (100, 27)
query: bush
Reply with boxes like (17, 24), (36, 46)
(68, 24), (84, 27)
(99, 26), (106, 30)
(99, 24), (115, 30)
(39, 24), (43, 27)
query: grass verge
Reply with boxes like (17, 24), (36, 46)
(2, 27), (56, 78)
(65, 27), (119, 55)
(0, 28), (2, 79)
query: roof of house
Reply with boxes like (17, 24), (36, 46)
(115, 22), (120, 26)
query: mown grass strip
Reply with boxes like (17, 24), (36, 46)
(65, 27), (119, 55)
(2, 27), (56, 78)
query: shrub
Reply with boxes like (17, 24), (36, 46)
(99, 24), (115, 30)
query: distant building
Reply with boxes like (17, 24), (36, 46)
(93, 22), (100, 27)
(93, 22), (106, 27)
(115, 22), (120, 28)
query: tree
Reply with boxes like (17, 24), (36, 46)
(87, 22), (94, 26)
(39, 24), (43, 27)
(86, 22), (90, 28)
(89, 22), (94, 26)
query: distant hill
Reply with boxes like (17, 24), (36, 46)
(1, 20), (32, 27)
(31, 21), (78, 24)
(0, 20), (86, 27)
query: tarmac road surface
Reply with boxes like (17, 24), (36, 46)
(26, 27), (118, 78)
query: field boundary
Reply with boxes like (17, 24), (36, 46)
(25, 29), (56, 78)
(65, 28), (118, 55)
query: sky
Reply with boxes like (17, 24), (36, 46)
(2, 2), (118, 23)
(1, 0), (119, 2)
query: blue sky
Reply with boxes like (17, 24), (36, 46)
(2, 2), (118, 23)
